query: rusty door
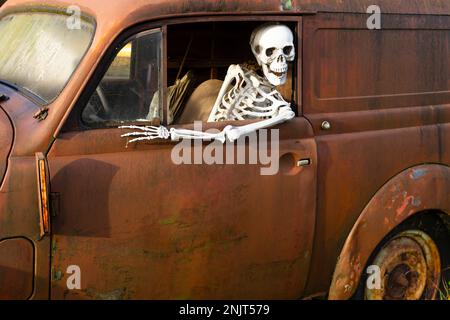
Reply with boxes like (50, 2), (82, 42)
(47, 115), (317, 299)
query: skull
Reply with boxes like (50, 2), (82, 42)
(250, 24), (295, 86)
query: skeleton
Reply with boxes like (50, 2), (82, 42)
(121, 23), (296, 144)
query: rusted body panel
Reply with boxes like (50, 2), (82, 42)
(4, 0), (450, 19)
(0, 85), (52, 299)
(0, 0), (449, 300)
(0, 154), (51, 299)
(302, 13), (450, 296)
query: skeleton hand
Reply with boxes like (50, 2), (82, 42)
(119, 125), (170, 144)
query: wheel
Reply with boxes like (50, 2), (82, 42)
(352, 212), (450, 300)
(364, 230), (441, 300)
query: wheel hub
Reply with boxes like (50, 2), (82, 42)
(365, 230), (441, 300)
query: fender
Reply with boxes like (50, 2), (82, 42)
(0, 237), (35, 299)
(328, 164), (450, 300)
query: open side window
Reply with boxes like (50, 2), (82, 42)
(166, 21), (298, 125)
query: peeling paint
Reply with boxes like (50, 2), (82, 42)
(280, 0), (293, 11)
(51, 239), (57, 258)
(52, 269), (63, 281)
(411, 197), (421, 207)
(396, 195), (414, 219)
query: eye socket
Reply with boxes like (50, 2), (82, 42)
(283, 45), (294, 56)
(265, 47), (276, 57)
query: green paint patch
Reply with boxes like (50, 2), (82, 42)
(85, 288), (126, 300)
(159, 216), (178, 226)
(221, 235), (248, 251)
(51, 240), (57, 258)
(52, 269), (63, 281)
(281, 0), (293, 11)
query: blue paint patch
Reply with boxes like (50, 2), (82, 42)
(411, 168), (427, 180)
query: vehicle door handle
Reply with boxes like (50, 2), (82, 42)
(280, 153), (312, 175)
(297, 159), (311, 167)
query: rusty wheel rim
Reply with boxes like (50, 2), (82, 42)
(365, 230), (441, 300)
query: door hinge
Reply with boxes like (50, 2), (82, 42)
(50, 192), (60, 218)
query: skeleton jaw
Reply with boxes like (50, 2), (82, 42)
(262, 64), (287, 86)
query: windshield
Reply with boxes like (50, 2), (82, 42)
(0, 11), (95, 103)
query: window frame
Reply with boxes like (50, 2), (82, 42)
(62, 15), (302, 133)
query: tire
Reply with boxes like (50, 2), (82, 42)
(352, 212), (450, 300)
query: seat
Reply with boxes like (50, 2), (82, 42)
(176, 79), (223, 124)
(277, 69), (293, 101)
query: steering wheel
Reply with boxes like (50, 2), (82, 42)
(95, 85), (111, 115)
(82, 85), (112, 124)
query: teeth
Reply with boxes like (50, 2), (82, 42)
(269, 63), (288, 74)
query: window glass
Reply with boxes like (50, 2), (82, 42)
(0, 11), (95, 103)
(105, 43), (132, 79)
(82, 30), (162, 126)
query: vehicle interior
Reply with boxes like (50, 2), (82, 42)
(165, 21), (296, 125)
